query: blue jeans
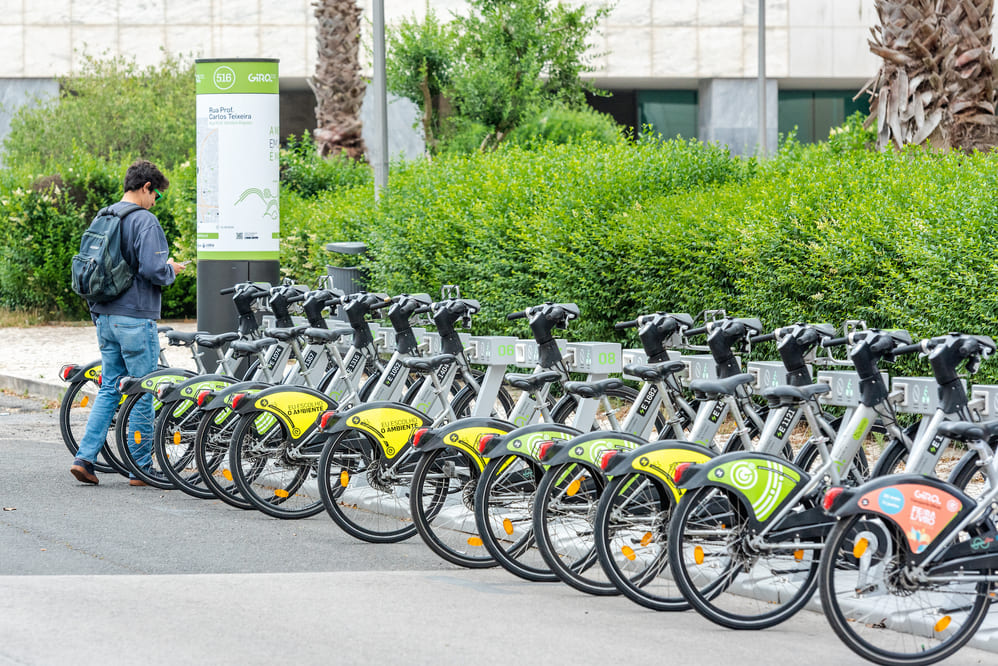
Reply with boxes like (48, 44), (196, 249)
(76, 314), (160, 469)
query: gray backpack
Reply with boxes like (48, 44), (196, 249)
(70, 203), (142, 303)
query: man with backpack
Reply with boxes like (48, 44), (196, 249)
(70, 159), (187, 486)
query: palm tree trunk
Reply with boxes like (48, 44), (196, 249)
(310, 0), (368, 160)
(861, 0), (997, 151)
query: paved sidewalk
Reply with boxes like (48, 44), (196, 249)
(0, 320), (199, 401)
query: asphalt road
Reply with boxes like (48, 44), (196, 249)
(0, 392), (994, 665)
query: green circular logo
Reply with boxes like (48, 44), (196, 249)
(213, 66), (235, 90)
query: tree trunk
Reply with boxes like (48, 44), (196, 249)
(861, 0), (998, 151)
(309, 0), (368, 160)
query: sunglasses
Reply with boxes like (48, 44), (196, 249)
(153, 188), (164, 201)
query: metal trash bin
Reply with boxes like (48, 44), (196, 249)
(325, 242), (367, 293)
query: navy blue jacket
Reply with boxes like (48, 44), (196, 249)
(89, 201), (176, 320)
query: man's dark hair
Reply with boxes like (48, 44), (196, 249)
(123, 160), (169, 192)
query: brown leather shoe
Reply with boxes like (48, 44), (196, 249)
(71, 458), (99, 485)
(129, 478), (149, 487)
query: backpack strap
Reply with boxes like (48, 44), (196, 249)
(108, 202), (145, 271)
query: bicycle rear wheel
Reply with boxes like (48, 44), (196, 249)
(534, 462), (616, 595)
(229, 411), (323, 519)
(593, 471), (686, 609)
(473, 453), (555, 582)
(668, 485), (820, 629)
(194, 408), (252, 509)
(115, 392), (173, 489)
(59, 379), (129, 475)
(154, 398), (214, 499)
(318, 429), (419, 543)
(410, 447), (494, 567)
(819, 513), (992, 665)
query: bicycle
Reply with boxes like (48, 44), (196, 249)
(667, 328), (915, 628)
(152, 284), (345, 497)
(409, 304), (646, 568)
(819, 418), (998, 665)
(578, 320), (836, 606)
(190, 289), (389, 510)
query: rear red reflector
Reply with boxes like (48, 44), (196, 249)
(599, 450), (619, 471)
(477, 433), (497, 454)
(823, 486), (845, 512)
(411, 427), (430, 448)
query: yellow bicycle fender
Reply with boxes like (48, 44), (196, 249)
(342, 405), (429, 459)
(630, 447), (714, 502)
(252, 392), (333, 440)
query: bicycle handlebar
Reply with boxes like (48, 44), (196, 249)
(822, 336), (850, 348)
(370, 299), (392, 311)
(219, 287), (235, 296)
(750, 332), (776, 344)
(685, 326), (708, 337)
(892, 342), (925, 357)
(507, 311), (527, 321)
(615, 319), (638, 330)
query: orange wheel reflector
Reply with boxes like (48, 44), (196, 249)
(502, 518), (514, 535)
(274, 489), (289, 498)
(622, 546), (636, 561)
(566, 478), (582, 496)
(640, 532), (653, 547)
(173, 431), (182, 445)
(340, 471), (349, 487)
(81, 396), (90, 408)
(694, 545), (705, 565)
(467, 537), (484, 547)
(794, 549), (805, 561)
(222, 469), (233, 481)
(853, 537), (869, 559)
(134, 431), (141, 444)
(934, 616), (952, 633)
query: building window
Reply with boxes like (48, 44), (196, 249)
(778, 90), (870, 144)
(637, 90), (698, 140)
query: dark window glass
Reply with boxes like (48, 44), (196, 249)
(637, 90), (698, 140)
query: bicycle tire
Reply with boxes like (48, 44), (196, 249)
(59, 379), (129, 476)
(534, 462), (617, 595)
(153, 398), (214, 499)
(115, 392), (174, 489)
(406, 385), (514, 567)
(317, 428), (419, 543)
(473, 386), (644, 581)
(194, 407), (253, 509)
(229, 411), (324, 519)
(473, 452), (555, 582)
(593, 471), (687, 609)
(818, 513), (992, 665)
(668, 484), (820, 629)
(410, 447), (495, 567)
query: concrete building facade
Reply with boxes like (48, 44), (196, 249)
(0, 1), (943, 156)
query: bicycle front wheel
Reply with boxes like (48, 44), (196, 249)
(819, 513), (992, 665)
(318, 429), (418, 543)
(229, 412), (323, 519)
(593, 471), (686, 609)
(668, 485), (820, 629)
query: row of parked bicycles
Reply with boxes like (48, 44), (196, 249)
(58, 280), (998, 665)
